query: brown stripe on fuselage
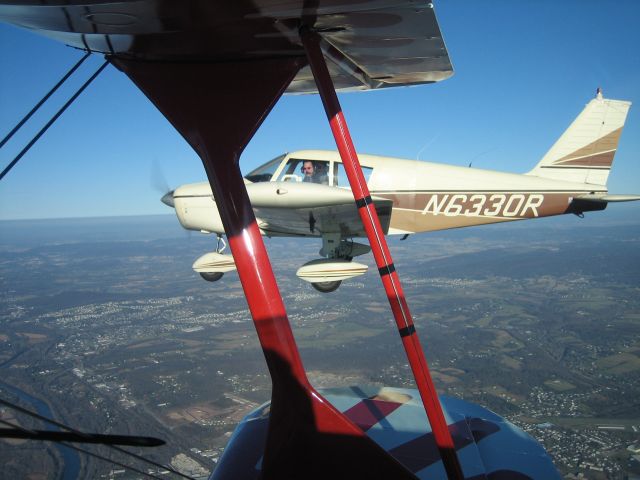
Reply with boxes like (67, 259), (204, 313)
(389, 209), (513, 232)
(375, 192), (587, 233)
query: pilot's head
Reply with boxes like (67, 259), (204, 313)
(301, 160), (315, 178)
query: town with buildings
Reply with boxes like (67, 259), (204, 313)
(1, 215), (639, 479)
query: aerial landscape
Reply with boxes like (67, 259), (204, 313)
(1, 209), (639, 479)
(1, 1), (639, 479)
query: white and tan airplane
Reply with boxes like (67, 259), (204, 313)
(162, 90), (638, 292)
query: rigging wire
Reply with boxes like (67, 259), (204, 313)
(0, 418), (166, 480)
(0, 424), (164, 446)
(0, 396), (198, 480)
(0, 59), (109, 182)
(0, 51), (91, 150)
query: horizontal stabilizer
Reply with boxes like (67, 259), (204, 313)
(577, 193), (640, 203)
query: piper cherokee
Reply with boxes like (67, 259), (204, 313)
(162, 90), (637, 292)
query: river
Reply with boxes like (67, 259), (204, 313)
(0, 380), (81, 480)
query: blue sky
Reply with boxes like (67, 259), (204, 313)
(1, 1), (639, 220)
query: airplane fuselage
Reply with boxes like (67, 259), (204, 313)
(171, 150), (606, 237)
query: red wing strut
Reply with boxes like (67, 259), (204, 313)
(300, 28), (464, 480)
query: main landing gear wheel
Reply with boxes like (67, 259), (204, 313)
(200, 272), (224, 282)
(311, 280), (341, 293)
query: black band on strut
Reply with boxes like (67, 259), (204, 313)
(378, 263), (395, 277)
(355, 195), (373, 209)
(399, 325), (416, 338)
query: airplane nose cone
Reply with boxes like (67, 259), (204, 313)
(161, 190), (175, 208)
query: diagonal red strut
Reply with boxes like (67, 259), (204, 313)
(300, 28), (465, 480)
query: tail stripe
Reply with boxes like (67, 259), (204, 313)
(527, 95), (631, 186)
(550, 127), (621, 167)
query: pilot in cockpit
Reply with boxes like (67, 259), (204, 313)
(301, 160), (329, 185)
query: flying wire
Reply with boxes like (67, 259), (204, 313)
(0, 60), (109, 182)
(0, 51), (91, 149)
(0, 396), (197, 480)
(0, 417), (165, 480)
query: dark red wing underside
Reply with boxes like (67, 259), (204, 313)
(0, 1), (452, 93)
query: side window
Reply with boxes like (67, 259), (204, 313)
(334, 163), (373, 188)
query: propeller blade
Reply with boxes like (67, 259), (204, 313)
(150, 158), (170, 193)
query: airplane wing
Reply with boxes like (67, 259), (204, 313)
(247, 182), (393, 237)
(285, 2), (453, 92)
(0, 1), (452, 94)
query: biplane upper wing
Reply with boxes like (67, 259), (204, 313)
(0, 1), (452, 93)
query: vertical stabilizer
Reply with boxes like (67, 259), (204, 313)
(527, 90), (631, 186)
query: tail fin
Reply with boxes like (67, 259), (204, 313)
(527, 90), (631, 186)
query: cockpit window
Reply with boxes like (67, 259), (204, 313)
(276, 158), (330, 185)
(245, 154), (285, 183)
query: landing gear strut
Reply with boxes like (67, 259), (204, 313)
(215, 234), (227, 254)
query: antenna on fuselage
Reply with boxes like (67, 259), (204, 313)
(466, 147), (497, 169)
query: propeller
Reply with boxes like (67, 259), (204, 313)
(150, 158), (192, 239)
(161, 190), (175, 208)
(151, 158), (175, 208)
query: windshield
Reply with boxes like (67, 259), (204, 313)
(244, 154), (285, 183)
(275, 158), (330, 185)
